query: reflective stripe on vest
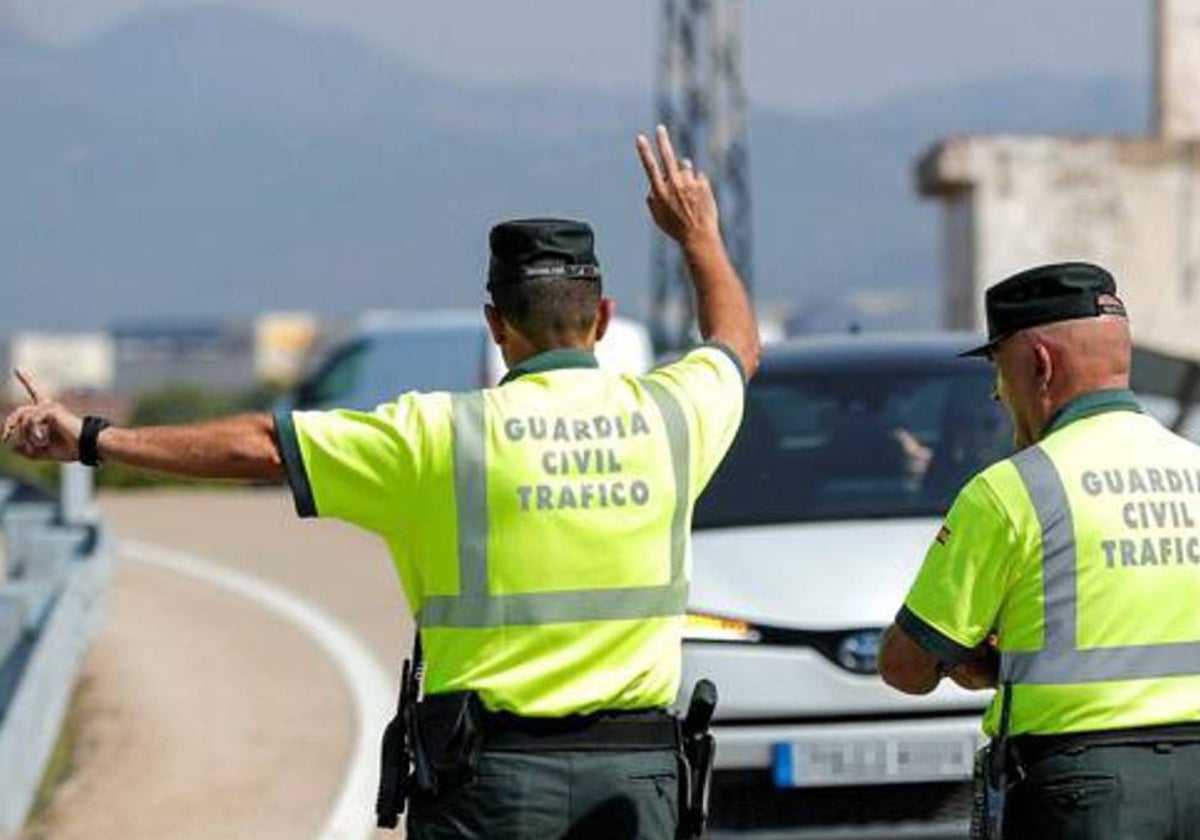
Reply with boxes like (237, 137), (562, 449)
(1001, 445), (1200, 684)
(416, 383), (691, 628)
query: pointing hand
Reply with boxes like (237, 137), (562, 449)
(1, 369), (84, 462)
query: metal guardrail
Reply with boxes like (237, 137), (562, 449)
(0, 466), (113, 837)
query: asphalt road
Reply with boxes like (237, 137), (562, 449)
(29, 487), (412, 840)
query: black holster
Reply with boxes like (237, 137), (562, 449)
(970, 681), (1021, 840)
(376, 640), (487, 830)
(677, 680), (718, 840)
(411, 691), (486, 796)
(970, 740), (1007, 840)
(375, 657), (416, 830)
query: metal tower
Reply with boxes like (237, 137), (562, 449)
(652, 0), (753, 351)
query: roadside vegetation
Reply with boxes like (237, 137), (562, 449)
(20, 677), (91, 840)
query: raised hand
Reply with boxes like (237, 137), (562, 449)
(0, 369), (84, 462)
(636, 125), (721, 247)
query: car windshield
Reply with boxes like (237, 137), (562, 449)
(296, 326), (487, 410)
(694, 364), (1013, 529)
(361, 327), (487, 397)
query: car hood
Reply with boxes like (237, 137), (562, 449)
(689, 518), (939, 629)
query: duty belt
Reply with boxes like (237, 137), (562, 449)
(482, 708), (678, 752)
(1012, 721), (1200, 765)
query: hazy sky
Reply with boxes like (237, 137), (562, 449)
(12, 0), (1151, 113)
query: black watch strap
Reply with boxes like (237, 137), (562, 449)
(79, 416), (112, 467)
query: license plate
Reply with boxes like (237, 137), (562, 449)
(772, 733), (977, 788)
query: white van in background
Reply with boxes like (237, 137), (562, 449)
(287, 310), (654, 412)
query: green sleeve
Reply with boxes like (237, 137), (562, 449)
(273, 409), (317, 517)
(273, 396), (428, 536)
(901, 474), (1017, 661)
(642, 344), (746, 499)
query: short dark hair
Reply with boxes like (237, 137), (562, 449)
(490, 268), (602, 350)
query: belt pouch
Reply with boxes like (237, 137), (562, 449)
(413, 691), (485, 795)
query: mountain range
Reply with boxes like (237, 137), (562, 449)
(2, 7), (1149, 334)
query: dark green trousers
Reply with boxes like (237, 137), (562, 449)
(1005, 741), (1200, 839)
(407, 748), (679, 840)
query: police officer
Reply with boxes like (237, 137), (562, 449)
(2, 125), (760, 840)
(878, 262), (1200, 838)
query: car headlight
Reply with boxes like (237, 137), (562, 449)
(683, 611), (762, 643)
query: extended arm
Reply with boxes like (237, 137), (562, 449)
(97, 415), (284, 481)
(637, 126), (761, 379)
(2, 370), (284, 482)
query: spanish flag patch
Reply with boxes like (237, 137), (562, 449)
(935, 524), (951, 546)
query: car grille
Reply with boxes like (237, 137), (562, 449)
(709, 769), (973, 834)
(690, 624), (887, 676)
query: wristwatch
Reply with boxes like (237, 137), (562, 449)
(79, 416), (112, 467)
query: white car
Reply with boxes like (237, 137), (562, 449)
(682, 333), (1013, 839)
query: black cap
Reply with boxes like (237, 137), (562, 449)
(961, 261), (1127, 357)
(487, 218), (601, 291)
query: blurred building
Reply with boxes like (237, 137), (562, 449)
(110, 320), (256, 395)
(0, 313), (326, 404)
(918, 0), (1200, 360)
(2, 333), (114, 401)
(254, 312), (319, 386)
(111, 314), (322, 395)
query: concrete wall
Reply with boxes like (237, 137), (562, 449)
(918, 136), (1200, 359)
(1157, 0), (1200, 140)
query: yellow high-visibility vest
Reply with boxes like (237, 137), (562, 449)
(276, 345), (744, 716)
(902, 389), (1200, 736)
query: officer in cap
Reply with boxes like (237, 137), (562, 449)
(879, 262), (1200, 837)
(3, 126), (760, 839)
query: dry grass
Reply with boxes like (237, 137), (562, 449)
(19, 676), (92, 840)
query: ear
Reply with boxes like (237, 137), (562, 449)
(594, 297), (615, 342)
(1033, 341), (1053, 392)
(484, 304), (506, 346)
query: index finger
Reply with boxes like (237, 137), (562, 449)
(636, 134), (667, 195)
(14, 369), (44, 404)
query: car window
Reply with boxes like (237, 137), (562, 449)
(294, 327), (490, 411)
(295, 341), (369, 409)
(693, 365), (1012, 528)
(360, 327), (488, 400)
